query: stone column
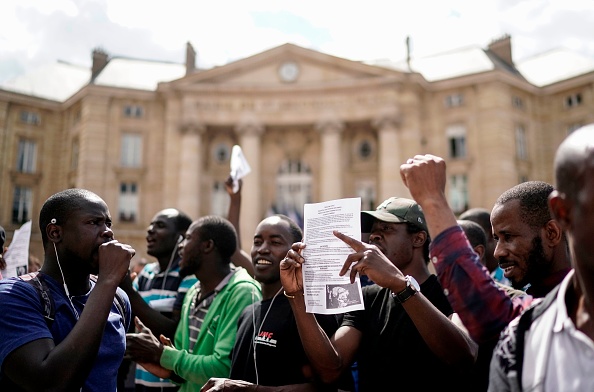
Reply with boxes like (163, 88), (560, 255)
(316, 118), (344, 202)
(177, 123), (205, 219)
(373, 112), (407, 200)
(236, 120), (264, 252)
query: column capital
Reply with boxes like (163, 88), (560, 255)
(179, 122), (206, 135)
(235, 112), (265, 136)
(372, 107), (402, 130)
(315, 112), (344, 135)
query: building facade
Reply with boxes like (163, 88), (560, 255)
(1, 36), (593, 259)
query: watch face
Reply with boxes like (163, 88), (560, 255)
(279, 61), (299, 82)
(408, 275), (420, 292)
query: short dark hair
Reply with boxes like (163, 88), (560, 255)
(195, 215), (237, 260)
(457, 220), (487, 249)
(39, 188), (102, 247)
(494, 181), (554, 230)
(173, 210), (192, 232)
(458, 208), (491, 236)
(271, 214), (303, 243)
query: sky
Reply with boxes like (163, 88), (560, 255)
(1, 0), (594, 84)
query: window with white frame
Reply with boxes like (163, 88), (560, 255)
(119, 182), (138, 222)
(211, 181), (230, 216)
(444, 94), (464, 108)
(20, 111), (40, 125)
(515, 125), (528, 160)
(449, 174), (468, 215)
(446, 125), (467, 159)
(565, 93), (582, 108)
(123, 105), (144, 118)
(71, 139), (79, 170)
(356, 181), (376, 211)
(120, 133), (142, 167)
(274, 160), (312, 226)
(16, 139), (37, 173)
(12, 186), (32, 224)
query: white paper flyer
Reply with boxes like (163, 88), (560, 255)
(302, 197), (364, 314)
(3, 221), (32, 278)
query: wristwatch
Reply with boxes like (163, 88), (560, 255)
(391, 275), (420, 303)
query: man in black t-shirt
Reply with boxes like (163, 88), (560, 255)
(281, 197), (478, 391)
(202, 215), (343, 391)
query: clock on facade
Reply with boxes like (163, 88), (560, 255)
(278, 61), (300, 82)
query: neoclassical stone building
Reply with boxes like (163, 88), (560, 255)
(1, 36), (593, 259)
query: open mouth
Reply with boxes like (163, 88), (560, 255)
(255, 259), (273, 266)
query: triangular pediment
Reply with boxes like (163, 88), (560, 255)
(164, 43), (403, 90)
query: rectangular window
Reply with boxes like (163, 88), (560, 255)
(16, 139), (37, 173)
(119, 182), (138, 222)
(211, 181), (230, 217)
(449, 174), (468, 215)
(12, 187), (32, 224)
(512, 96), (524, 109)
(120, 133), (142, 167)
(444, 94), (464, 108)
(123, 105), (144, 118)
(356, 181), (376, 212)
(20, 111), (40, 125)
(565, 93), (582, 108)
(70, 139), (79, 170)
(515, 125), (528, 160)
(446, 125), (467, 158)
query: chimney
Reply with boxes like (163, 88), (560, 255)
(91, 48), (109, 81)
(186, 42), (196, 75)
(488, 34), (513, 67)
(405, 35), (412, 70)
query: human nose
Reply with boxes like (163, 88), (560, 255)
(493, 240), (506, 261)
(368, 231), (381, 244)
(146, 224), (154, 234)
(102, 225), (114, 240)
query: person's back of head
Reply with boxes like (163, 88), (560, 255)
(194, 215), (237, 261)
(39, 188), (102, 249)
(457, 219), (487, 249)
(551, 124), (594, 272)
(459, 208), (498, 272)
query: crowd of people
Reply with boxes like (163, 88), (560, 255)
(0, 124), (592, 391)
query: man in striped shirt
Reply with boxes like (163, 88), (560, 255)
(120, 208), (196, 391)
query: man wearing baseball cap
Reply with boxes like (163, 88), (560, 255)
(281, 196), (477, 391)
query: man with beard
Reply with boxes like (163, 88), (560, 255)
(491, 181), (571, 297)
(490, 124), (594, 390)
(280, 197), (478, 391)
(0, 189), (135, 391)
(399, 157), (571, 346)
(202, 215), (341, 391)
(126, 216), (261, 392)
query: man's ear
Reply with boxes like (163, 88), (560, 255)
(473, 244), (486, 262)
(543, 190), (565, 247)
(201, 238), (215, 254)
(46, 223), (62, 242)
(412, 231), (427, 248)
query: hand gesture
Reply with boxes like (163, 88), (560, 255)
(224, 175), (242, 197)
(280, 242), (306, 295)
(126, 317), (165, 365)
(334, 231), (406, 292)
(400, 154), (447, 206)
(200, 378), (255, 392)
(97, 240), (135, 285)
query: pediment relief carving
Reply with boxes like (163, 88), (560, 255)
(164, 43), (403, 91)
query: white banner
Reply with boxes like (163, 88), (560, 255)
(3, 221), (32, 278)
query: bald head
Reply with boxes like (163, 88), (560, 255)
(554, 124), (594, 201)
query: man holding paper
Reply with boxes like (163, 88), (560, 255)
(280, 197), (477, 391)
